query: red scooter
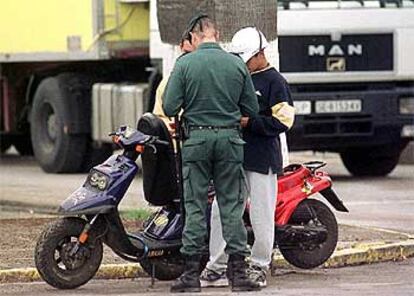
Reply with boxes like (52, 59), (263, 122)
(243, 161), (348, 269)
(138, 114), (348, 279)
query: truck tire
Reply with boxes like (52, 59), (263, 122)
(30, 75), (89, 173)
(0, 136), (12, 153)
(340, 146), (400, 176)
(13, 136), (34, 156)
(82, 143), (113, 172)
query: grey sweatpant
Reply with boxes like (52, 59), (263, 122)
(206, 169), (277, 272)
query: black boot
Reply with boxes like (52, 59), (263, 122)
(170, 258), (201, 293)
(227, 254), (261, 292)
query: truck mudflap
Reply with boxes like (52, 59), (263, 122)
(319, 187), (348, 212)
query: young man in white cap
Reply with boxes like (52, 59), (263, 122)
(200, 27), (295, 288)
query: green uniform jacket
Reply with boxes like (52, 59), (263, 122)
(163, 42), (259, 126)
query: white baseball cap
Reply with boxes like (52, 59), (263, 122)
(231, 27), (269, 63)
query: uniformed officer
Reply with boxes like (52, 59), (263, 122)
(163, 15), (260, 292)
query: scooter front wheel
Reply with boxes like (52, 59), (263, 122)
(278, 199), (338, 269)
(34, 217), (103, 289)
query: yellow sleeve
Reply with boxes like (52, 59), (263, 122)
(152, 76), (173, 126)
(271, 102), (295, 129)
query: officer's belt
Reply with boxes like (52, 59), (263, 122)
(189, 125), (239, 131)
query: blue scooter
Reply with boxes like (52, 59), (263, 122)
(34, 113), (193, 289)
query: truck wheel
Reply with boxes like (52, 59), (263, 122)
(82, 143), (113, 172)
(340, 146), (400, 176)
(0, 137), (12, 153)
(30, 75), (89, 173)
(13, 136), (34, 156)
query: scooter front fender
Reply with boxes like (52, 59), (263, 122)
(58, 186), (117, 215)
(58, 155), (138, 215)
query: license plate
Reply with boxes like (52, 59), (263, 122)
(315, 99), (362, 113)
(293, 101), (311, 115)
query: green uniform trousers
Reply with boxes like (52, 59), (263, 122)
(181, 128), (249, 257)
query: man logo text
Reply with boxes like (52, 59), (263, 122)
(308, 44), (362, 56)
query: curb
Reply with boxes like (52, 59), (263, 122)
(0, 263), (147, 284)
(271, 240), (414, 270)
(1, 240), (414, 284)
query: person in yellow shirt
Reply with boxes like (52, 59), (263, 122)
(152, 38), (195, 128)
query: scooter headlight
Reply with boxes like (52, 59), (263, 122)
(89, 171), (109, 191)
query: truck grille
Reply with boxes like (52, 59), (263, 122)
(279, 34), (393, 73)
(303, 115), (373, 136)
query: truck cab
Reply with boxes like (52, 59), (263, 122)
(149, 0), (414, 176)
(278, 0), (414, 176)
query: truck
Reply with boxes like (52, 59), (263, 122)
(277, 0), (414, 176)
(152, 0), (414, 176)
(1, 0), (414, 176)
(0, 0), (152, 173)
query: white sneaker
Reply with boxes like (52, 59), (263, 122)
(248, 265), (267, 287)
(200, 268), (229, 287)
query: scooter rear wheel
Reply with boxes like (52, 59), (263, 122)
(34, 217), (103, 289)
(278, 199), (338, 269)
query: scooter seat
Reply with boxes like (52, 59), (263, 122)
(137, 113), (178, 206)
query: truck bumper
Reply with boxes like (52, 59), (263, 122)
(288, 83), (414, 151)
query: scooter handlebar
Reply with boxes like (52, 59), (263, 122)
(109, 126), (170, 150)
(153, 139), (169, 146)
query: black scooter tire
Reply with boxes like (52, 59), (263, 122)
(35, 217), (103, 289)
(140, 254), (208, 281)
(278, 199), (338, 269)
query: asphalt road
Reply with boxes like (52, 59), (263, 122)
(0, 154), (145, 213)
(0, 152), (413, 295)
(289, 153), (414, 234)
(1, 152), (413, 234)
(1, 258), (413, 296)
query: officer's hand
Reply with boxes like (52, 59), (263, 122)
(240, 117), (249, 128)
(168, 123), (176, 137)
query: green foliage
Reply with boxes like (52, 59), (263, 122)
(120, 208), (152, 221)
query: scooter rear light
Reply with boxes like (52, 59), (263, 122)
(135, 145), (145, 153)
(79, 232), (89, 244)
